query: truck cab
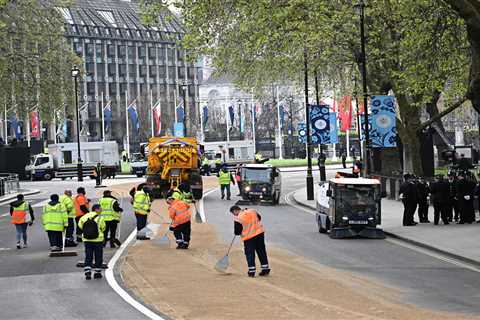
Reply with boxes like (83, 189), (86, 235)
(130, 152), (148, 177)
(316, 177), (385, 239)
(239, 164), (281, 204)
(25, 154), (55, 180)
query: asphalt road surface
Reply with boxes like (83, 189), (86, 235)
(204, 168), (480, 315)
(0, 177), (146, 320)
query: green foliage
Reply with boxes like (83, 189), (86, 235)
(0, 0), (79, 122)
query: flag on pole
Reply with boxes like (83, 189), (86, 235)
(153, 100), (161, 136)
(202, 105), (209, 128)
(176, 97), (184, 123)
(103, 101), (112, 133)
(279, 103), (285, 128)
(228, 104), (235, 127)
(127, 99), (140, 135)
(338, 96), (353, 132)
(9, 114), (22, 139)
(30, 110), (40, 138)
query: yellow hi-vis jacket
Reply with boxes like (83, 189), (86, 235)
(99, 197), (116, 222)
(133, 190), (150, 215)
(59, 195), (75, 219)
(78, 212), (106, 243)
(42, 203), (68, 232)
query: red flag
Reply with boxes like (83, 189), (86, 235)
(357, 100), (365, 114)
(153, 101), (161, 135)
(338, 96), (353, 132)
(30, 111), (40, 138)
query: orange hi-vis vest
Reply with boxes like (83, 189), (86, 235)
(238, 209), (264, 241)
(74, 194), (89, 217)
(168, 199), (192, 228)
(11, 202), (30, 225)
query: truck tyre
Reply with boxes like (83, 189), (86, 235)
(43, 173), (53, 181)
(136, 173), (144, 177)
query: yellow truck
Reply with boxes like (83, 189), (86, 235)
(145, 136), (203, 199)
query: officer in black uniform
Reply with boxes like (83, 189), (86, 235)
(447, 174), (458, 222)
(456, 171), (476, 224)
(416, 177), (430, 223)
(399, 174), (418, 226)
(429, 175), (450, 225)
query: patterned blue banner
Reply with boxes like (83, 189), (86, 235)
(330, 113), (338, 144)
(298, 122), (306, 144)
(174, 122), (184, 137)
(370, 96), (397, 148)
(310, 104), (330, 144)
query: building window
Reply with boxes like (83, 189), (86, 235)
(97, 64), (105, 78)
(179, 67), (185, 78)
(148, 47), (156, 59)
(177, 50), (184, 62)
(107, 44), (115, 57)
(120, 83), (128, 95)
(98, 83), (106, 95)
(87, 82), (95, 95)
(86, 63), (94, 76)
(158, 65), (166, 78)
(119, 64), (126, 77)
(128, 46), (135, 59)
(109, 85), (116, 97)
(86, 43), (94, 57)
(98, 10), (117, 27)
(108, 64), (116, 76)
(118, 45), (126, 58)
(168, 66), (176, 80)
(167, 48), (175, 63)
(140, 65), (147, 77)
(138, 46), (146, 58)
(73, 43), (83, 56)
(158, 46), (165, 61)
(95, 44), (104, 58)
(129, 64), (137, 79)
(149, 66), (157, 78)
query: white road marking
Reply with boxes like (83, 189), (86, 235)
(32, 199), (50, 208)
(0, 213), (9, 217)
(283, 190), (316, 216)
(106, 227), (166, 320)
(197, 188), (217, 222)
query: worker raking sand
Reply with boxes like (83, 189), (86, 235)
(120, 198), (477, 320)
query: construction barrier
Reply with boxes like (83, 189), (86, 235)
(0, 173), (20, 197)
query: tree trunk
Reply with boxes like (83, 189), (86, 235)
(445, 0), (480, 113)
(396, 94), (423, 176)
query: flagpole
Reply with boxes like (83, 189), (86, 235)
(226, 96), (230, 143)
(251, 92), (256, 154)
(150, 89), (154, 137)
(174, 89), (178, 124)
(125, 91), (130, 158)
(276, 86), (283, 159)
(4, 104), (7, 142)
(26, 111), (31, 147)
(53, 110), (58, 144)
(346, 128), (351, 161)
(100, 92), (104, 142)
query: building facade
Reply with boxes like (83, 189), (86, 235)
(61, 0), (201, 150)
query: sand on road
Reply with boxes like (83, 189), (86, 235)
(117, 179), (477, 320)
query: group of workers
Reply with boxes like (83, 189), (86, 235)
(399, 170), (480, 226)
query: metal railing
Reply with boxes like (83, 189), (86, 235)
(0, 173), (20, 197)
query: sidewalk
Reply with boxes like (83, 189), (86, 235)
(0, 189), (40, 203)
(292, 185), (480, 266)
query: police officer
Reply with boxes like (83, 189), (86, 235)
(167, 190), (192, 249)
(78, 204), (106, 280)
(456, 172), (476, 224)
(99, 190), (123, 248)
(447, 174), (457, 222)
(230, 205), (270, 277)
(42, 194), (68, 252)
(133, 184), (151, 239)
(416, 177), (430, 223)
(399, 174), (418, 226)
(9, 194), (34, 249)
(218, 166), (235, 200)
(60, 190), (77, 247)
(429, 175), (450, 225)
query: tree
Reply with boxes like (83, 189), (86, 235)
(142, 0), (469, 175)
(0, 0), (80, 129)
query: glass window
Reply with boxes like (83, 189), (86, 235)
(118, 45), (126, 58)
(85, 43), (94, 56)
(179, 67), (185, 78)
(97, 10), (117, 27)
(97, 64), (105, 78)
(167, 47), (175, 63)
(158, 65), (166, 79)
(87, 82), (95, 95)
(119, 64), (126, 76)
(96, 44), (104, 58)
(241, 168), (272, 183)
(109, 85), (116, 96)
(158, 46), (165, 61)
(35, 156), (50, 166)
(86, 63), (94, 75)
(120, 83), (128, 94)
(168, 66), (176, 80)
(129, 64), (137, 78)
(73, 42), (83, 55)
(108, 63), (116, 76)
(128, 46), (135, 59)
(149, 66), (157, 78)
(98, 83), (105, 95)
(138, 46), (146, 58)
(107, 44), (115, 57)
(140, 65), (147, 77)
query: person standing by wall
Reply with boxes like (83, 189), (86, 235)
(10, 194), (34, 249)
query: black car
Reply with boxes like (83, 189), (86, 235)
(239, 164), (281, 204)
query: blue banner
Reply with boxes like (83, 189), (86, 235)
(298, 122), (306, 144)
(104, 102), (112, 133)
(176, 104), (184, 123)
(127, 103), (140, 135)
(359, 116), (372, 141)
(202, 105), (209, 128)
(174, 122), (184, 137)
(9, 115), (22, 139)
(310, 104), (330, 144)
(330, 112), (338, 144)
(279, 104), (285, 128)
(370, 96), (397, 148)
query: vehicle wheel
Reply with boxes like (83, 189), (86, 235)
(136, 173), (144, 177)
(43, 173), (53, 181)
(61, 177), (66, 181)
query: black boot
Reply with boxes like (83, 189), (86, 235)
(259, 269), (271, 276)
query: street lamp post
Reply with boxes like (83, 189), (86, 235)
(71, 65), (83, 182)
(304, 48), (314, 200)
(355, 0), (370, 176)
(353, 75), (362, 162)
(314, 70), (326, 182)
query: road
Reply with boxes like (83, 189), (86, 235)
(204, 168), (480, 315)
(0, 177), (146, 320)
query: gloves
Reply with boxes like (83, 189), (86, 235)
(169, 226), (174, 231)
(28, 222), (33, 226)
(464, 195), (471, 200)
(399, 194), (404, 200)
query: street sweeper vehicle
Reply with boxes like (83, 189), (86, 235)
(145, 137), (203, 199)
(316, 176), (385, 239)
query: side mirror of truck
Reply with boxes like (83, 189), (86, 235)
(326, 190), (332, 197)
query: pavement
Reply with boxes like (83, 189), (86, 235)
(291, 183), (480, 266)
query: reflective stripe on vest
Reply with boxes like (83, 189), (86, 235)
(60, 195), (75, 218)
(43, 204), (67, 231)
(11, 202), (29, 224)
(239, 210), (264, 241)
(219, 171), (231, 185)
